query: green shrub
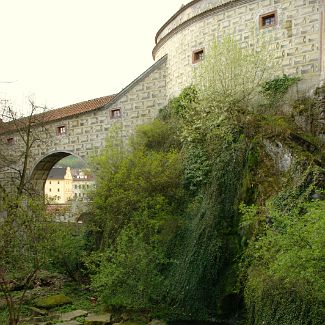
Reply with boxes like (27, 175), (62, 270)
(89, 215), (168, 309)
(261, 74), (301, 109)
(49, 223), (87, 282)
(244, 198), (325, 325)
(87, 119), (187, 311)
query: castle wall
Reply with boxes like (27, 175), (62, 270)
(154, 0), (325, 98)
(2, 0), (325, 193)
(43, 57), (167, 160)
(321, 0), (325, 80)
(0, 57), (167, 191)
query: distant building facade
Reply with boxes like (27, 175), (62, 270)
(45, 167), (94, 204)
(44, 167), (73, 204)
(72, 169), (94, 201)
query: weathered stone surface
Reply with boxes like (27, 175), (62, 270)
(264, 139), (293, 172)
(29, 312), (60, 323)
(59, 309), (88, 321)
(56, 321), (81, 325)
(34, 294), (72, 309)
(84, 313), (111, 325)
(154, 0), (324, 98)
(27, 306), (48, 316)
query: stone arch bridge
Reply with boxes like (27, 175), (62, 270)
(2, 0), (325, 194)
(0, 57), (167, 194)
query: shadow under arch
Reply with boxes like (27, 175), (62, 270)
(30, 150), (87, 194)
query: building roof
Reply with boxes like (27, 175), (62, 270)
(71, 168), (94, 181)
(1, 54), (167, 136)
(42, 95), (115, 122)
(0, 94), (115, 135)
(47, 167), (67, 180)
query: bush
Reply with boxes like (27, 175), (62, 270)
(86, 119), (187, 310)
(244, 200), (325, 324)
(89, 215), (168, 309)
(261, 74), (301, 109)
(49, 223), (87, 282)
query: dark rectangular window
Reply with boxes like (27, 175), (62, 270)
(110, 108), (121, 119)
(260, 12), (277, 28)
(192, 48), (204, 64)
(6, 137), (15, 145)
(57, 125), (66, 135)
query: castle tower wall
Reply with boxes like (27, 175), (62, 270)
(153, 0), (325, 98)
(321, 0), (325, 81)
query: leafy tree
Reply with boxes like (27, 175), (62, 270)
(0, 101), (55, 324)
(85, 120), (187, 309)
(189, 37), (272, 138)
(0, 100), (49, 195)
(49, 222), (86, 283)
(242, 164), (325, 325)
(89, 213), (169, 309)
(0, 195), (53, 325)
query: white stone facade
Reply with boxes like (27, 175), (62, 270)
(0, 57), (167, 192)
(153, 0), (325, 98)
(44, 167), (73, 204)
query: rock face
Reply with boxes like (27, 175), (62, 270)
(27, 306), (48, 316)
(34, 294), (72, 309)
(25, 305), (167, 325)
(264, 139), (293, 172)
(59, 309), (88, 321)
(84, 313), (112, 325)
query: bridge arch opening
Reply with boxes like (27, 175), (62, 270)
(30, 151), (94, 221)
(30, 151), (87, 193)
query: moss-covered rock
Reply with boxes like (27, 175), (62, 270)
(34, 294), (72, 309)
(27, 306), (48, 316)
(84, 313), (111, 325)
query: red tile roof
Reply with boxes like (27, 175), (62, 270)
(41, 95), (115, 122)
(0, 94), (115, 134)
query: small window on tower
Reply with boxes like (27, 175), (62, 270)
(57, 125), (66, 135)
(110, 108), (121, 119)
(6, 137), (15, 145)
(192, 48), (204, 64)
(260, 11), (277, 29)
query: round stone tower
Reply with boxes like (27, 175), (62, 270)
(153, 0), (325, 99)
